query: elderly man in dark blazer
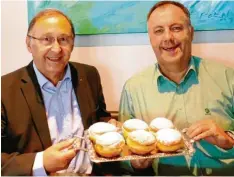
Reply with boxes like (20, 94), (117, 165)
(1, 9), (114, 176)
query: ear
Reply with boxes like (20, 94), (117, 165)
(26, 36), (32, 53)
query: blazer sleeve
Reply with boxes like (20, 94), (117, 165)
(1, 102), (36, 176)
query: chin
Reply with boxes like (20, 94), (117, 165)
(164, 53), (181, 61)
(46, 65), (66, 74)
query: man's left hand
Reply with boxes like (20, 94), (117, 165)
(108, 119), (123, 129)
(186, 118), (234, 149)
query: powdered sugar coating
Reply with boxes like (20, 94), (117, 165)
(129, 130), (156, 145)
(156, 128), (182, 145)
(123, 119), (148, 130)
(150, 117), (174, 130)
(88, 122), (117, 135)
(96, 132), (124, 147)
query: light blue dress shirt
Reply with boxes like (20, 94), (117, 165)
(32, 63), (92, 175)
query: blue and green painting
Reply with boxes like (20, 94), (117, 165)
(27, 1), (234, 35)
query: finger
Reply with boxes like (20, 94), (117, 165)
(131, 160), (141, 168)
(137, 159), (151, 165)
(186, 118), (210, 135)
(187, 126), (209, 139)
(116, 121), (123, 128)
(144, 159), (153, 167)
(56, 138), (76, 151)
(61, 149), (77, 161)
(132, 159), (153, 169)
(135, 159), (146, 164)
(186, 123), (200, 135)
(194, 130), (213, 141)
(187, 118), (215, 134)
(108, 119), (117, 126)
(186, 120), (209, 136)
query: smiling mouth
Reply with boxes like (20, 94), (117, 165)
(46, 57), (62, 62)
(162, 44), (180, 52)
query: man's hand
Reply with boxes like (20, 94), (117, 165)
(43, 138), (78, 173)
(108, 119), (123, 129)
(130, 159), (153, 170)
(186, 118), (234, 149)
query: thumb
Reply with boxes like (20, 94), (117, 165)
(55, 138), (76, 151)
(108, 119), (118, 127)
(116, 121), (123, 128)
(62, 149), (77, 161)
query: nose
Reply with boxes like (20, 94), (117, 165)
(163, 29), (174, 41)
(50, 39), (62, 53)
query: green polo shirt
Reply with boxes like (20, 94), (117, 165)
(119, 56), (234, 175)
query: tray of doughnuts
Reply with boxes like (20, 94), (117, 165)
(84, 118), (195, 163)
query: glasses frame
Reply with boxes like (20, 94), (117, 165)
(27, 34), (74, 47)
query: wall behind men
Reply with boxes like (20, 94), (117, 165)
(2, 1), (234, 111)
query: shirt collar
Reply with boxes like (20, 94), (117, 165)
(155, 56), (199, 87)
(33, 62), (72, 89)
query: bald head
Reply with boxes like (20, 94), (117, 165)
(27, 9), (75, 38)
(147, 1), (191, 26)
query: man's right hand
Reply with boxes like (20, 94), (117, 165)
(131, 159), (153, 170)
(43, 138), (78, 173)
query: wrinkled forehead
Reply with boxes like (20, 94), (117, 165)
(30, 15), (73, 36)
(148, 4), (190, 27)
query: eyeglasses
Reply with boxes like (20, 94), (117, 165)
(27, 34), (74, 47)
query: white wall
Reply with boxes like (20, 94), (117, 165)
(2, 1), (234, 111)
(1, 1), (32, 74)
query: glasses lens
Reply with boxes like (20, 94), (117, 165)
(41, 36), (54, 46)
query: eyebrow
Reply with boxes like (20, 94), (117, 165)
(153, 26), (163, 30)
(170, 23), (183, 26)
(152, 23), (184, 29)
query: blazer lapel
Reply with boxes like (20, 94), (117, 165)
(70, 63), (94, 130)
(20, 63), (52, 149)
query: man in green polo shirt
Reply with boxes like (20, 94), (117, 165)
(118, 1), (234, 175)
